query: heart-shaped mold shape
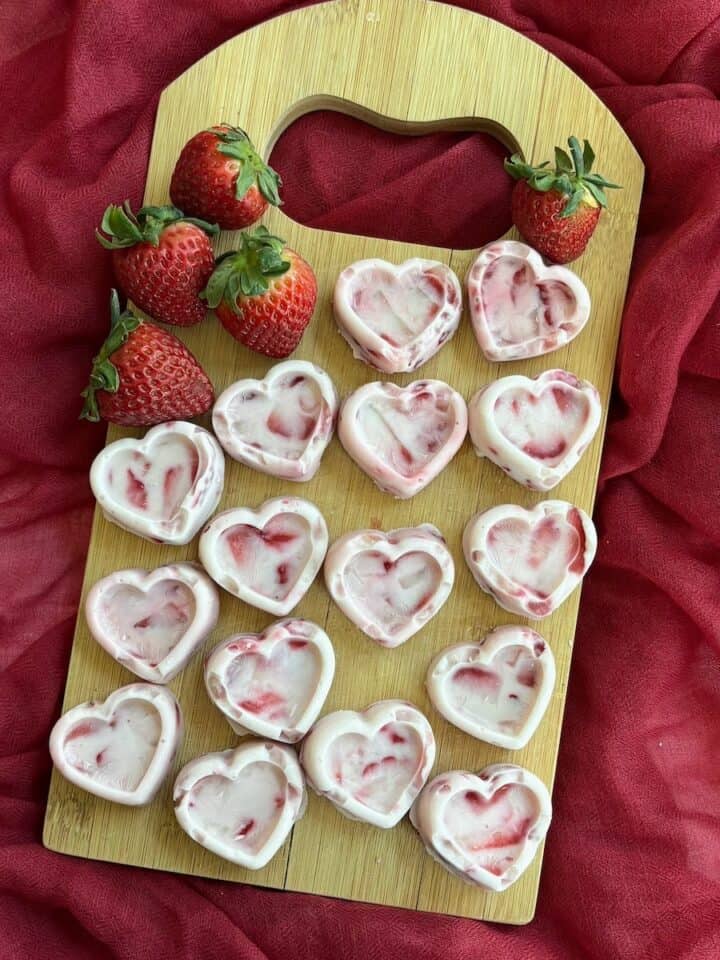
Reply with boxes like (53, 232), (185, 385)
(205, 619), (335, 743)
(324, 524), (455, 647)
(90, 421), (225, 545)
(212, 360), (339, 481)
(334, 258), (462, 373)
(410, 764), (552, 891)
(338, 379), (468, 499)
(85, 562), (220, 683)
(174, 740), (306, 869)
(49, 683), (183, 806)
(199, 497), (328, 615)
(426, 625), (556, 749)
(468, 369), (601, 490)
(466, 241), (590, 362)
(463, 500), (597, 618)
(300, 700), (436, 828)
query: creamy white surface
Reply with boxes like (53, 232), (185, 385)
(220, 374), (326, 462)
(480, 255), (577, 348)
(348, 267), (445, 345)
(62, 700), (160, 791)
(494, 385), (589, 466)
(326, 722), (424, 814)
(446, 646), (539, 735)
(219, 514), (312, 603)
(221, 636), (322, 727)
(486, 516), (582, 597)
(98, 580), (195, 665)
(344, 549), (442, 637)
(185, 762), (288, 855)
(101, 436), (199, 521)
(444, 784), (540, 877)
(355, 388), (456, 478)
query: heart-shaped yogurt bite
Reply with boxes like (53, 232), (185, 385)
(205, 619), (335, 743)
(338, 379), (468, 499)
(174, 740), (306, 869)
(90, 421), (225, 545)
(334, 258), (462, 373)
(300, 700), (436, 828)
(199, 497), (328, 615)
(85, 563), (219, 683)
(463, 501), (597, 618)
(49, 683), (183, 806)
(324, 525), (455, 647)
(466, 241), (591, 361)
(410, 764), (552, 891)
(469, 369), (601, 490)
(212, 360), (339, 481)
(426, 626), (556, 750)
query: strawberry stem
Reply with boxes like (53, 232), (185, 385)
(80, 290), (141, 422)
(96, 201), (218, 249)
(212, 125), (282, 207)
(201, 225), (290, 310)
(505, 137), (621, 218)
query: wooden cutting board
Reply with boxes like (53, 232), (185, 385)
(43, 0), (643, 925)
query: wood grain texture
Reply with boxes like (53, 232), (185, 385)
(43, 0), (643, 924)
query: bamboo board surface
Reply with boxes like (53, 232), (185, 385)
(43, 0), (643, 925)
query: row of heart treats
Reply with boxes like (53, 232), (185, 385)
(50, 638), (551, 892)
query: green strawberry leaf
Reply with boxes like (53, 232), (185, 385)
(200, 227), (290, 313)
(216, 128), (283, 206)
(554, 147), (573, 173)
(80, 291), (141, 421)
(583, 139), (595, 174)
(568, 137), (585, 178)
(97, 201), (217, 249)
(560, 188), (584, 219)
(583, 180), (608, 207)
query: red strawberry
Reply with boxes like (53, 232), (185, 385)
(80, 290), (214, 426)
(170, 125), (281, 231)
(96, 202), (218, 326)
(504, 137), (620, 263)
(202, 227), (317, 358)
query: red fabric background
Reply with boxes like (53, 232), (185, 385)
(2, 1), (719, 957)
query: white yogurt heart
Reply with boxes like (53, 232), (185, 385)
(90, 421), (225, 545)
(466, 241), (590, 361)
(212, 360), (338, 481)
(334, 258), (462, 373)
(300, 700), (436, 828)
(49, 683), (183, 805)
(463, 501), (597, 618)
(324, 524), (455, 647)
(426, 625), (556, 749)
(85, 562), (219, 683)
(174, 740), (306, 869)
(199, 497), (328, 615)
(410, 764), (552, 891)
(468, 369), (601, 490)
(205, 619), (335, 743)
(338, 379), (468, 498)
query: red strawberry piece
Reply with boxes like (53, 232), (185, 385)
(170, 125), (281, 231)
(96, 202), (219, 326)
(504, 137), (620, 263)
(80, 290), (214, 426)
(202, 226), (317, 359)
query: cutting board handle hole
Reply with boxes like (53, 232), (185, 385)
(267, 97), (518, 250)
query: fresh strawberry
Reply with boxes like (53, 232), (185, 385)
(80, 290), (214, 426)
(202, 226), (317, 358)
(504, 137), (620, 263)
(96, 202), (218, 326)
(170, 125), (281, 231)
